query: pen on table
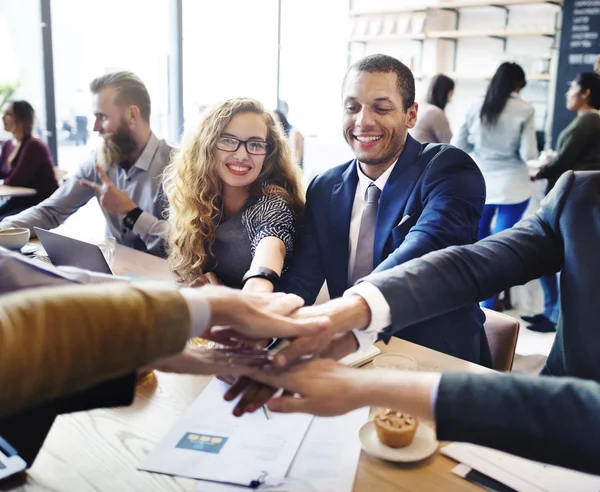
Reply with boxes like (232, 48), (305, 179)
(262, 405), (271, 420)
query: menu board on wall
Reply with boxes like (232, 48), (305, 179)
(551, 0), (600, 146)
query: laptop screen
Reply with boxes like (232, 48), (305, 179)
(33, 228), (113, 275)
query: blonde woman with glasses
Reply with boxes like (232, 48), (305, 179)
(164, 98), (304, 293)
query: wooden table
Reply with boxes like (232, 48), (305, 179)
(5, 246), (492, 492)
(0, 185), (36, 198)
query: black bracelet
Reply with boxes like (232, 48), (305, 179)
(123, 207), (143, 230)
(241, 267), (280, 288)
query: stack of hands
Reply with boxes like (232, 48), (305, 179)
(152, 285), (370, 417)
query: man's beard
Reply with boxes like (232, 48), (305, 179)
(97, 121), (138, 170)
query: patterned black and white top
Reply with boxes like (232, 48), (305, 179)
(203, 194), (296, 288)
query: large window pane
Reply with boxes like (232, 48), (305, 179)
(182, 0), (279, 128)
(0, 0), (46, 142)
(51, 0), (171, 172)
(279, 0), (353, 178)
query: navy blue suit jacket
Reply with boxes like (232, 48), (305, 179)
(281, 135), (491, 365)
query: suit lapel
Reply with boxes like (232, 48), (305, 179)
(374, 136), (425, 264)
(328, 162), (358, 293)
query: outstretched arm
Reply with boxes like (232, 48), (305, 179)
(252, 359), (600, 475)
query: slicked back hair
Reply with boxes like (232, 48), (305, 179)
(89, 71), (151, 122)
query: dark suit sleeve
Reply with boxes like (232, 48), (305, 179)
(365, 172), (573, 336)
(436, 372), (600, 475)
(374, 147), (486, 273)
(0, 374), (135, 467)
(278, 177), (326, 304)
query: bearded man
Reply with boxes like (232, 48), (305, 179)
(0, 72), (171, 257)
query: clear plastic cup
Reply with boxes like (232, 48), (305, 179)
(97, 237), (116, 267)
(372, 354), (417, 371)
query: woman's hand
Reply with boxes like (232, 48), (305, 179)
(189, 272), (222, 288)
(528, 165), (540, 180)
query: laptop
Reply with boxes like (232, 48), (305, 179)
(33, 227), (113, 274)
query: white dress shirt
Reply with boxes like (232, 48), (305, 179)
(347, 160), (396, 281)
(345, 160), (396, 352)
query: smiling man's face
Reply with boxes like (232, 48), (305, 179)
(342, 70), (417, 179)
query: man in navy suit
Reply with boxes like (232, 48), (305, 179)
(281, 54), (491, 365)
(251, 171), (600, 475)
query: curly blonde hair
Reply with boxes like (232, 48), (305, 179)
(163, 97), (305, 284)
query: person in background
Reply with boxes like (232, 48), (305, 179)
(272, 109), (304, 169)
(0, 101), (58, 219)
(452, 62), (537, 310)
(0, 72), (171, 257)
(72, 88), (90, 146)
(524, 72), (600, 332)
(164, 98), (304, 293)
(409, 74), (454, 143)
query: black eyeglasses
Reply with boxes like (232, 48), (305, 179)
(216, 136), (270, 155)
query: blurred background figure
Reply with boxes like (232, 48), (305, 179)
(0, 100), (58, 219)
(525, 72), (600, 332)
(72, 89), (90, 146)
(410, 73), (454, 144)
(452, 62), (538, 310)
(272, 107), (304, 170)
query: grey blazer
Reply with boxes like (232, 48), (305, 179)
(435, 372), (600, 474)
(363, 171), (600, 473)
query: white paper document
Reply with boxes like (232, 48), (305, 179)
(139, 379), (313, 487)
(442, 442), (600, 492)
(196, 407), (369, 492)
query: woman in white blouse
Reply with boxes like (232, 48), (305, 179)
(452, 62), (538, 309)
(410, 74), (454, 143)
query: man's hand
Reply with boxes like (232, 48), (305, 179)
(183, 286), (331, 343)
(272, 295), (369, 367)
(220, 295), (370, 417)
(249, 359), (369, 416)
(251, 359), (440, 419)
(223, 329), (361, 417)
(80, 164), (137, 216)
(150, 347), (261, 376)
(189, 272), (223, 288)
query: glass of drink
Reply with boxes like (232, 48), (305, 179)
(373, 354), (417, 371)
(98, 237), (116, 268)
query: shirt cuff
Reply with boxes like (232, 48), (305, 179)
(132, 211), (159, 239)
(429, 375), (441, 419)
(344, 281), (392, 352)
(56, 266), (131, 284)
(179, 288), (212, 339)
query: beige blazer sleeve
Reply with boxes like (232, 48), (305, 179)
(0, 282), (191, 420)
